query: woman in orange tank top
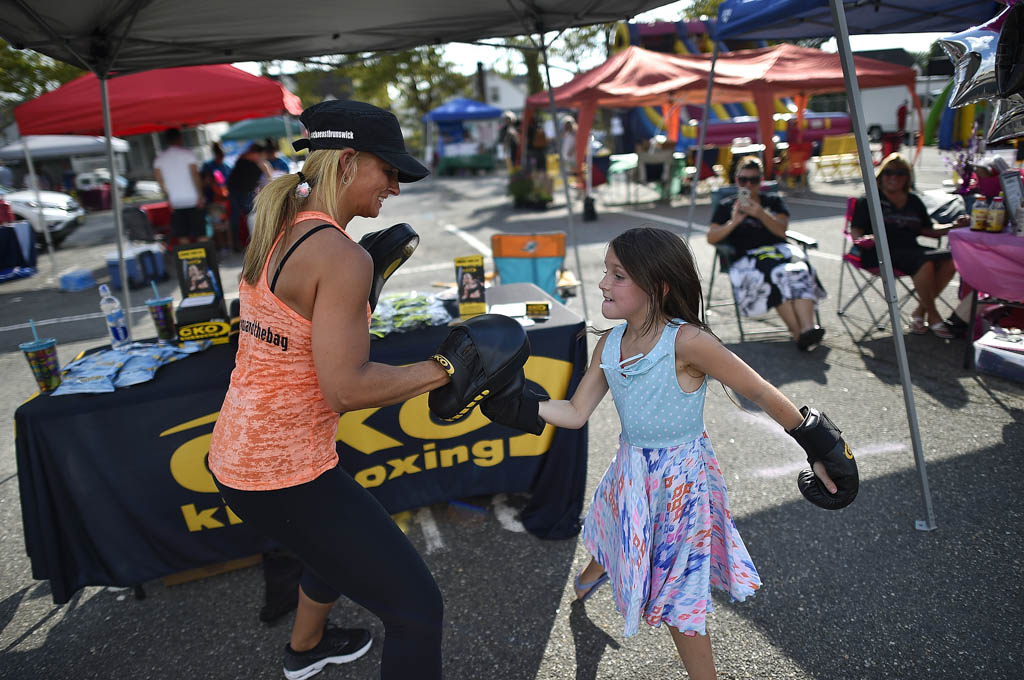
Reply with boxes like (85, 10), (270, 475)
(209, 100), (449, 680)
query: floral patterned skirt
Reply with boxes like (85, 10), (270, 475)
(581, 434), (761, 637)
(727, 243), (826, 318)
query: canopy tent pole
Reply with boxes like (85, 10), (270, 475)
(685, 42), (719, 241)
(828, 0), (935, 531)
(283, 114), (295, 166)
(538, 37), (590, 321)
(20, 138), (58, 271)
(100, 76), (133, 329)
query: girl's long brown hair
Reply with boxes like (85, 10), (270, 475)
(605, 227), (717, 339)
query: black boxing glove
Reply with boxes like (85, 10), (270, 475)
(358, 223), (419, 312)
(480, 369), (549, 435)
(786, 406), (858, 510)
(428, 314), (530, 422)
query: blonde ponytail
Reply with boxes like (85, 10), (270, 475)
(241, 149), (355, 285)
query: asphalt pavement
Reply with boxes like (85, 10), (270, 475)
(1, 147), (1021, 679)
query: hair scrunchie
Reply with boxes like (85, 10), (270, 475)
(295, 171), (311, 199)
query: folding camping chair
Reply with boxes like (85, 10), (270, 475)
(490, 232), (577, 302)
(836, 196), (919, 329)
(704, 183), (820, 342)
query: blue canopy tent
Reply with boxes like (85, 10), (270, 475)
(423, 98), (504, 175)
(703, 0), (1003, 531)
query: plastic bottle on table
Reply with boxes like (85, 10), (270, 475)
(970, 197), (989, 231)
(98, 283), (131, 349)
(986, 196), (1006, 232)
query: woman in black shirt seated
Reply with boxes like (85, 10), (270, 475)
(850, 153), (966, 337)
(708, 156), (827, 350)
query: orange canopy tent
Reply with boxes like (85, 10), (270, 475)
(525, 43), (919, 174)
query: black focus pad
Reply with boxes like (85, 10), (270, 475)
(787, 406), (859, 510)
(480, 369), (548, 435)
(428, 314), (530, 422)
(358, 223), (419, 312)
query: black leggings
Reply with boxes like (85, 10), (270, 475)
(215, 466), (443, 679)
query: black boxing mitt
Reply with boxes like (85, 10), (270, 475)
(480, 369), (548, 435)
(358, 223), (419, 312)
(786, 407), (859, 510)
(428, 314), (530, 421)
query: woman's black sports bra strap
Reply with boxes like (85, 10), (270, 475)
(270, 224), (338, 294)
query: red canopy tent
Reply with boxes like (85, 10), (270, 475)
(526, 43), (919, 174)
(15, 64), (303, 136)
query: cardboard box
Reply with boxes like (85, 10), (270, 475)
(974, 329), (1024, 383)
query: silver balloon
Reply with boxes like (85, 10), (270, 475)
(940, 7), (1008, 109)
(987, 93), (1024, 144)
(996, 3), (1024, 97)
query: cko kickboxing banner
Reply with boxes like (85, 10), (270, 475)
(15, 294), (586, 604)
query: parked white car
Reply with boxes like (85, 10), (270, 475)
(0, 184), (86, 247)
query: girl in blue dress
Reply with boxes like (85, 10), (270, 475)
(532, 227), (839, 679)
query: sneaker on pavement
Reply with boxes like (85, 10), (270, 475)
(283, 625), (372, 680)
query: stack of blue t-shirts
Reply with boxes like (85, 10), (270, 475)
(52, 341), (211, 395)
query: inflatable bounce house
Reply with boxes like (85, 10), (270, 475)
(611, 20), (851, 154)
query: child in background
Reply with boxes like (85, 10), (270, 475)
(481, 227), (857, 679)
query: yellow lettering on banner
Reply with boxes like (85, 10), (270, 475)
(336, 408), (404, 454)
(181, 503), (225, 531)
(355, 465), (387, 488)
(169, 433), (218, 493)
(399, 393), (490, 439)
(472, 439), (504, 467)
(388, 455), (422, 478)
(440, 445), (468, 467)
(160, 411), (219, 437)
(509, 356), (572, 456)
(225, 505), (243, 525)
(423, 443), (438, 470)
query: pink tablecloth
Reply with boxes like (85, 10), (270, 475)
(948, 228), (1024, 302)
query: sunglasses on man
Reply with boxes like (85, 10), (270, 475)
(736, 175), (762, 185)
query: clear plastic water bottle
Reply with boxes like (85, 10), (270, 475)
(98, 284), (131, 349)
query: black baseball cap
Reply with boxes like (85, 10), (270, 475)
(292, 100), (429, 183)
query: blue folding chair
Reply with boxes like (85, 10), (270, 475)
(491, 232), (570, 301)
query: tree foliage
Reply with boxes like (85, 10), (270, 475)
(683, 0), (723, 20)
(0, 40), (84, 120)
(288, 46), (472, 153)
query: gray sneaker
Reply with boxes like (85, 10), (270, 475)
(283, 625), (372, 680)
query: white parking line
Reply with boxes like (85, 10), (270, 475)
(607, 207), (708, 231)
(443, 224), (492, 257)
(492, 493), (527, 533)
(753, 441), (906, 478)
(415, 507), (446, 554)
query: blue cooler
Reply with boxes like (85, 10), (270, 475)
(104, 245), (165, 289)
(59, 269), (96, 292)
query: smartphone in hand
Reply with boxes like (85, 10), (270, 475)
(738, 187), (751, 202)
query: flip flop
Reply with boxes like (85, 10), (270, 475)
(796, 326), (826, 351)
(573, 571), (609, 602)
(908, 315), (928, 335)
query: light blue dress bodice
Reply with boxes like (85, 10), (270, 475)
(600, 319), (707, 449)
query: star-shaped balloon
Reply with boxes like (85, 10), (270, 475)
(987, 93), (1024, 144)
(940, 7), (1008, 108)
(996, 3), (1024, 97)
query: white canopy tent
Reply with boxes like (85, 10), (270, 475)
(0, 134), (129, 162)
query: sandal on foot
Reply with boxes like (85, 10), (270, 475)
(930, 321), (955, 339)
(796, 326), (826, 351)
(908, 315), (927, 335)
(573, 571), (608, 602)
